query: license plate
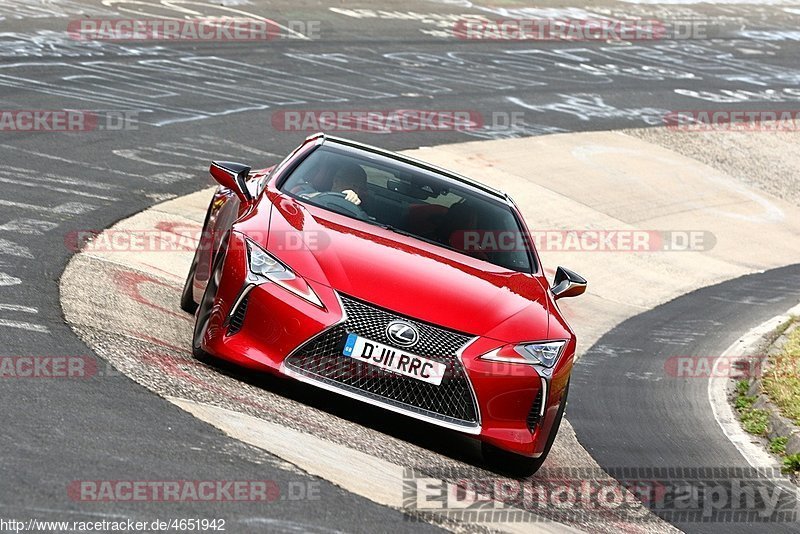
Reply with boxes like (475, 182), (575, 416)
(342, 333), (446, 386)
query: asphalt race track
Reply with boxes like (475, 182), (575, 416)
(571, 264), (800, 534)
(2, 0), (800, 533)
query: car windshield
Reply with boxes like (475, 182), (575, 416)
(279, 144), (533, 273)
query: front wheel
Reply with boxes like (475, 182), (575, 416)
(180, 247), (199, 314)
(181, 197), (216, 314)
(192, 235), (228, 364)
(481, 381), (570, 477)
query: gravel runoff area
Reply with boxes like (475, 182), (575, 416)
(624, 125), (800, 208)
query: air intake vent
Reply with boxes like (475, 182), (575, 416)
(526, 388), (544, 431)
(227, 295), (250, 335)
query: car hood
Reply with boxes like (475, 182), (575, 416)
(252, 194), (550, 341)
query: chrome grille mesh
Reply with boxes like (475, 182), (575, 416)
(284, 295), (479, 428)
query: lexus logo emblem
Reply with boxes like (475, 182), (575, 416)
(386, 321), (419, 347)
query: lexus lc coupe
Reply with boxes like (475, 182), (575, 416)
(181, 133), (586, 474)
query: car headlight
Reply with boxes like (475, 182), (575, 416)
(246, 238), (323, 308)
(480, 340), (566, 368)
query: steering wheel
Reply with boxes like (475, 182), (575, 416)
(306, 191), (368, 219)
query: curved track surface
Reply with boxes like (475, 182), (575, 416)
(3, 0), (800, 532)
(571, 264), (800, 533)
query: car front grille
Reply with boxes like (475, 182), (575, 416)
(284, 295), (480, 430)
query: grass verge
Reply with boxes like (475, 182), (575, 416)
(734, 317), (800, 475)
(733, 380), (769, 435)
(762, 318), (800, 426)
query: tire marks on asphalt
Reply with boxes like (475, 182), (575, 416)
(0, 130), (277, 337)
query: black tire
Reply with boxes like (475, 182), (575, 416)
(481, 380), (570, 478)
(182, 199), (217, 314)
(180, 247), (199, 314)
(192, 235), (229, 364)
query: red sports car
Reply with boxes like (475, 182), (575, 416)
(181, 133), (586, 474)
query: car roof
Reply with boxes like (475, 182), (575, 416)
(306, 133), (509, 201)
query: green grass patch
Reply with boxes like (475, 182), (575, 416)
(782, 453), (800, 475)
(733, 378), (770, 436)
(735, 394), (756, 411)
(769, 436), (788, 454)
(775, 317), (795, 338)
(735, 380), (750, 396)
(762, 317), (800, 426)
(740, 408), (769, 436)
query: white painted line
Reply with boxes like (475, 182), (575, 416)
(0, 218), (59, 235)
(0, 303), (38, 314)
(0, 144), (149, 179)
(0, 199), (96, 217)
(708, 301), (800, 469)
(0, 238), (33, 259)
(0, 503), (129, 519)
(1, 169), (119, 192)
(0, 176), (117, 201)
(0, 273), (21, 286)
(0, 199), (60, 214)
(52, 202), (97, 216)
(0, 318), (49, 333)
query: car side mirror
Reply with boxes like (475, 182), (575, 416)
(551, 266), (587, 300)
(210, 161), (253, 203)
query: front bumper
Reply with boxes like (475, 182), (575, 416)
(282, 293), (482, 434)
(201, 234), (571, 456)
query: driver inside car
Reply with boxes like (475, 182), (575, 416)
(330, 163), (367, 206)
(292, 162), (368, 207)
